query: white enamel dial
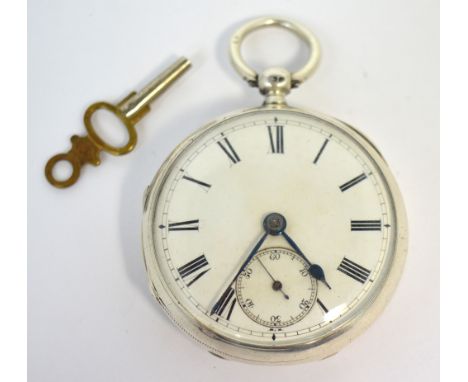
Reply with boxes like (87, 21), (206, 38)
(144, 108), (398, 350)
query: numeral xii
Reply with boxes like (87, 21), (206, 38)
(268, 125), (284, 154)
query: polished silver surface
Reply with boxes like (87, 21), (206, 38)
(230, 17), (321, 89)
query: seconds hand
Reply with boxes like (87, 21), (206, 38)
(257, 257), (289, 300)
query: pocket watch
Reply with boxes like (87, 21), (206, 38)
(141, 17), (407, 364)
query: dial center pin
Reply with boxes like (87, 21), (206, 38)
(263, 212), (287, 236)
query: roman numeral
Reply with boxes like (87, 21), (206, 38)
(217, 137), (240, 164)
(339, 173), (367, 192)
(177, 255), (210, 286)
(182, 174), (211, 190)
(211, 286), (236, 320)
(168, 219), (199, 231)
(351, 220), (382, 231)
(316, 298), (328, 313)
(337, 257), (371, 284)
(267, 125), (284, 153)
(313, 137), (330, 164)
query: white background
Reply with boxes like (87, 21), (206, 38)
(28, 0), (439, 381)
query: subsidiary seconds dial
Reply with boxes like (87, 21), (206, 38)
(236, 248), (318, 328)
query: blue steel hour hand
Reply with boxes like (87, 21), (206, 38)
(263, 213), (332, 290)
(281, 231), (331, 289)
